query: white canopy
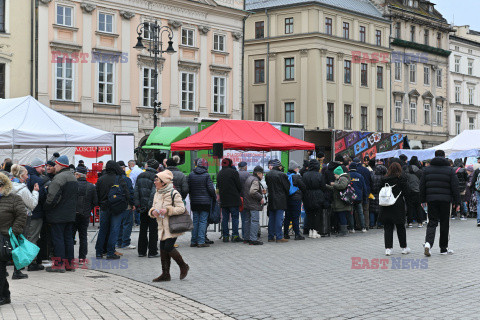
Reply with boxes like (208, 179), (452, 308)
(375, 149), (435, 161)
(0, 96), (113, 149)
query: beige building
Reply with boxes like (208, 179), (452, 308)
(372, 0), (452, 148)
(244, 0), (391, 153)
(0, 0), (36, 98)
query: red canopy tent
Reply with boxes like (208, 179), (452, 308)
(170, 119), (315, 151)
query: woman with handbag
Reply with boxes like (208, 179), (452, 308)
(0, 172), (27, 305)
(149, 170), (189, 282)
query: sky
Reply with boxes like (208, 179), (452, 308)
(434, 0), (480, 30)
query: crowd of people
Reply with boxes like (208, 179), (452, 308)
(0, 148), (473, 304)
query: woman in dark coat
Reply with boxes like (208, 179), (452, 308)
(370, 164), (387, 228)
(378, 162), (410, 256)
(302, 159), (326, 238)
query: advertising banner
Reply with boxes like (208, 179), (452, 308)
(334, 131), (403, 160)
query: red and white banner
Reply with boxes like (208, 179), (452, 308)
(75, 146), (112, 158)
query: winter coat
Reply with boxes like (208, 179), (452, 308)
(302, 163), (326, 211)
(11, 181), (39, 216)
(348, 169), (367, 203)
(217, 166), (242, 208)
(287, 171), (307, 201)
(378, 175), (407, 225)
(326, 173), (352, 212)
(133, 168), (157, 213)
(351, 162), (372, 194)
(25, 166), (47, 219)
(405, 164), (422, 194)
(265, 168), (290, 211)
(370, 165), (387, 215)
(238, 170), (250, 197)
(128, 165), (143, 188)
(148, 187), (185, 241)
(243, 174), (264, 211)
(0, 174), (27, 236)
(453, 166), (468, 194)
(96, 171), (131, 212)
(323, 161), (345, 202)
(44, 168), (78, 224)
(76, 177), (98, 217)
(188, 166), (216, 209)
(166, 166), (189, 199)
(420, 157), (461, 204)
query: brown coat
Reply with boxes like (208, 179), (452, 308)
(148, 188), (186, 241)
(0, 173), (27, 236)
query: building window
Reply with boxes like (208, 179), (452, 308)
(213, 34), (225, 52)
(424, 66), (430, 85)
(455, 115), (461, 135)
(437, 32), (441, 48)
(284, 58), (294, 81)
(436, 105), (442, 126)
(410, 25), (415, 42)
(343, 22), (349, 39)
(455, 85), (461, 103)
(375, 30), (382, 46)
(395, 62), (402, 81)
(57, 5), (73, 27)
(143, 22), (153, 40)
(344, 60), (351, 84)
(361, 63), (368, 86)
(254, 104), (265, 121)
(181, 72), (195, 111)
(410, 102), (417, 124)
(285, 18), (293, 34)
(395, 22), (401, 39)
(181, 28), (195, 46)
(469, 117), (476, 130)
(254, 59), (265, 84)
(376, 108), (383, 132)
(327, 57), (334, 81)
(55, 57), (74, 101)
(285, 102), (294, 123)
(469, 87), (474, 105)
(455, 46), (459, 51)
(455, 56), (460, 73)
(325, 17), (332, 35)
(395, 100), (402, 123)
(361, 106), (368, 131)
(142, 68), (155, 107)
(0, 0), (5, 32)
(344, 104), (352, 130)
(98, 62), (113, 104)
(377, 66), (383, 89)
(469, 49), (473, 54)
(436, 69), (442, 87)
(327, 103), (334, 128)
(468, 59), (474, 75)
(360, 26), (366, 42)
(213, 76), (226, 113)
(255, 21), (264, 39)
(424, 104), (431, 125)
(409, 64), (416, 83)
(424, 29), (429, 45)
(98, 13), (113, 33)
(0, 63), (4, 98)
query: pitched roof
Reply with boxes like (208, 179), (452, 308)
(387, 0), (447, 22)
(245, 0), (384, 19)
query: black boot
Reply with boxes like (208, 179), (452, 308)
(153, 250), (171, 282)
(336, 225), (348, 237)
(12, 270), (28, 280)
(169, 249), (189, 280)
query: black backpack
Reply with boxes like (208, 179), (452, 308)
(107, 176), (128, 215)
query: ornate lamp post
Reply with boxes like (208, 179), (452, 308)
(134, 20), (176, 128)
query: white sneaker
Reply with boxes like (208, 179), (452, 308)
(408, 223), (413, 228)
(417, 223), (424, 228)
(401, 247), (411, 255)
(127, 245), (136, 249)
(460, 216), (467, 221)
(361, 228), (367, 233)
(424, 242), (431, 257)
(440, 248), (454, 255)
(312, 230), (321, 238)
(385, 248), (392, 256)
(349, 229), (355, 234)
(308, 230), (314, 238)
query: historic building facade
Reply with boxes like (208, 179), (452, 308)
(371, 0), (452, 148)
(37, 0), (246, 145)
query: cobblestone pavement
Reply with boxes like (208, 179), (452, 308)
(97, 218), (480, 320)
(4, 265), (233, 319)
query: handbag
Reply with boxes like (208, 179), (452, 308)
(8, 227), (40, 269)
(168, 190), (193, 233)
(208, 198), (221, 224)
(0, 233), (12, 262)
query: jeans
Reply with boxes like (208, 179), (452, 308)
(134, 210), (140, 225)
(285, 200), (301, 236)
(477, 192), (480, 223)
(425, 201), (450, 250)
(242, 210), (252, 241)
(353, 202), (366, 229)
(347, 211), (355, 230)
(0, 261), (9, 299)
(221, 207), (240, 238)
(138, 211), (159, 256)
(250, 211), (260, 241)
(191, 211), (209, 245)
(460, 201), (468, 216)
(363, 201), (370, 229)
(336, 211), (348, 226)
(51, 222), (75, 268)
(268, 210), (284, 240)
(95, 210), (123, 257)
(73, 214), (90, 260)
(117, 210), (134, 247)
(384, 223), (407, 249)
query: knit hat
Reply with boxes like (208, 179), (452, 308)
(55, 155), (69, 168)
(46, 160), (55, 167)
(30, 158), (45, 168)
(353, 157), (361, 163)
(221, 158), (233, 167)
(269, 159), (282, 168)
(333, 166), (344, 176)
(289, 160), (300, 171)
(75, 166), (87, 174)
(156, 169), (173, 185)
(117, 161), (126, 167)
(197, 158), (208, 168)
(467, 165), (474, 173)
(238, 161), (247, 168)
(253, 166), (264, 173)
(166, 158), (177, 167)
(146, 159), (159, 170)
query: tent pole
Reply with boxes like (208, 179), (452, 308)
(45, 147), (48, 162)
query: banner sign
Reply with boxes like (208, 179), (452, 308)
(223, 150), (281, 172)
(334, 131), (403, 160)
(75, 146), (112, 158)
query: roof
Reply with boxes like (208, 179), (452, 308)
(245, 0), (384, 19)
(387, 0), (447, 23)
(143, 127), (192, 150)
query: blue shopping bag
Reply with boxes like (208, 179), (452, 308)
(8, 227), (40, 269)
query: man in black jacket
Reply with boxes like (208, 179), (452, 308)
(472, 163), (480, 226)
(265, 159), (290, 243)
(452, 159), (468, 220)
(165, 158), (189, 199)
(420, 150), (460, 256)
(134, 159), (160, 257)
(285, 161), (306, 240)
(217, 158), (243, 242)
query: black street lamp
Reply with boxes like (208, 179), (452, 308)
(134, 20), (176, 129)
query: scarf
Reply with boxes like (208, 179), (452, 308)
(157, 183), (174, 195)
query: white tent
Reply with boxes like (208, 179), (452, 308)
(0, 96), (113, 149)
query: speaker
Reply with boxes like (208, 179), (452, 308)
(212, 143), (224, 159)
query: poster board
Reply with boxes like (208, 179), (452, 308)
(334, 131), (403, 160)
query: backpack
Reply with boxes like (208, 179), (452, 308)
(339, 182), (358, 204)
(379, 183), (402, 206)
(107, 176), (128, 215)
(287, 173), (300, 196)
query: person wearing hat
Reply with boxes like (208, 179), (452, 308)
(150, 170), (189, 282)
(237, 161), (250, 241)
(165, 158), (189, 200)
(73, 166), (97, 264)
(285, 160), (307, 240)
(325, 166), (352, 236)
(242, 166), (265, 245)
(115, 161), (136, 250)
(44, 155), (79, 272)
(217, 158), (243, 242)
(265, 159), (290, 243)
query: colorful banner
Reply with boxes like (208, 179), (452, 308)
(334, 131), (403, 160)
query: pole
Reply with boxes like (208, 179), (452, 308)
(153, 20), (160, 129)
(45, 147), (48, 162)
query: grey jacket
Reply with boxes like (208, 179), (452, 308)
(44, 168), (79, 224)
(243, 175), (264, 211)
(326, 173), (352, 212)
